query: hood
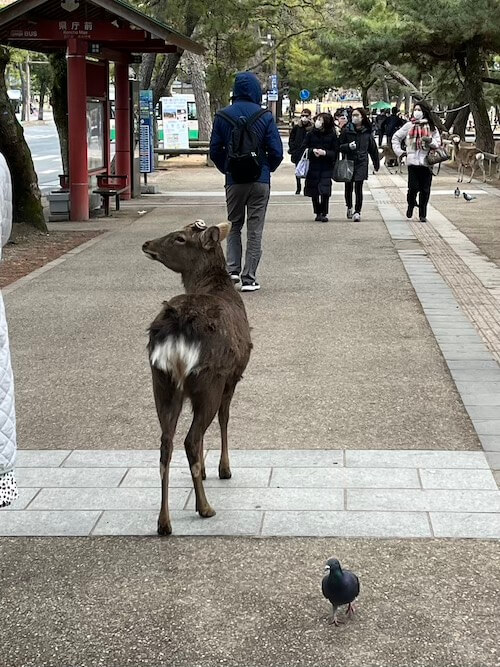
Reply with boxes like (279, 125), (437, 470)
(232, 72), (262, 104)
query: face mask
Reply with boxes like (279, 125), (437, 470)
(413, 109), (424, 120)
(352, 115), (362, 125)
(315, 119), (323, 129)
(301, 116), (310, 124)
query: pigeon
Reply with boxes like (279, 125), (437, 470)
(463, 192), (476, 202)
(322, 558), (360, 626)
(137, 210), (147, 216)
(454, 187), (460, 198)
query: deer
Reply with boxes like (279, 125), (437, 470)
(378, 144), (404, 173)
(450, 135), (486, 183)
(142, 220), (252, 536)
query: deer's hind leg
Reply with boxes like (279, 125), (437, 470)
(185, 378), (226, 518)
(218, 380), (237, 480)
(152, 370), (183, 536)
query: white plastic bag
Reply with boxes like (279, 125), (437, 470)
(295, 150), (310, 179)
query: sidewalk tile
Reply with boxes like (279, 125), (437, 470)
(419, 468), (497, 490)
(261, 510), (431, 537)
(29, 487), (189, 510)
(92, 510), (262, 536)
(451, 370), (500, 382)
(186, 488), (344, 511)
(270, 467), (419, 488)
(479, 436), (500, 452)
(485, 452), (500, 469)
(456, 382), (500, 395)
(63, 449), (189, 468)
(430, 512), (500, 538)
(347, 489), (500, 512)
(16, 450), (70, 467)
(466, 406), (500, 420)
(461, 393), (500, 406)
(345, 450), (488, 468)
(120, 467), (271, 488)
(204, 449), (343, 468)
(437, 347), (494, 361)
(16, 467), (127, 488)
(472, 420), (500, 436)
(0, 510), (100, 536)
(1, 488), (40, 510)
(447, 360), (500, 370)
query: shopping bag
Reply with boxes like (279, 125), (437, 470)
(295, 150), (310, 179)
(333, 158), (354, 183)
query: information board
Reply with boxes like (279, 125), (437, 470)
(139, 89), (154, 174)
(160, 96), (189, 150)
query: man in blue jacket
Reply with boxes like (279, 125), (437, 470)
(210, 71), (283, 292)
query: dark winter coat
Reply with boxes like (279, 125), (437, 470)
(209, 72), (283, 186)
(301, 128), (338, 197)
(339, 124), (380, 182)
(288, 121), (312, 164)
(383, 114), (404, 138)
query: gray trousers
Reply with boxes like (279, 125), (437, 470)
(225, 182), (270, 283)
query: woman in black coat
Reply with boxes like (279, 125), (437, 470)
(289, 108), (312, 194)
(301, 113), (338, 222)
(339, 107), (380, 222)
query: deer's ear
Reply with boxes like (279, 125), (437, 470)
(217, 222), (231, 241)
(200, 226), (220, 250)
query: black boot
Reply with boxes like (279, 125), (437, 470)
(295, 177), (301, 195)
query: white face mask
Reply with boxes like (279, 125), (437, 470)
(301, 116), (310, 124)
(352, 115), (362, 125)
(413, 109), (424, 120)
(315, 119), (323, 129)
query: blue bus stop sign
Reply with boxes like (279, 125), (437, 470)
(300, 89), (310, 101)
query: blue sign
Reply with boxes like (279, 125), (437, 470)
(300, 89), (311, 101)
(269, 74), (278, 93)
(139, 90), (154, 174)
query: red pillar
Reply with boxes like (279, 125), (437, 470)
(67, 39), (89, 221)
(114, 61), (131, 199)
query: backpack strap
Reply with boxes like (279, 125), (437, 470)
(216, 110), (237, 127)
(216, 108), (270, 127)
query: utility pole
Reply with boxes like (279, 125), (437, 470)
(25, 53), (31, 119)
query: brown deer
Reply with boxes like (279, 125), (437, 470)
(450, 135), (486, 183)
(143, 220), (252, 535)
(378, 145), (404, 173)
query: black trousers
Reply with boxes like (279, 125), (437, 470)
(312, 194), (330, 215)
(344, 180), (364, 213)
(407, 165), (433, 218)
(295, 176), (302, 192)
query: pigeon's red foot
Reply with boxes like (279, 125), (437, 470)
(345, 602), (357, 617)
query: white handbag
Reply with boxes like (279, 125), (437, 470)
(295, 150), (310, 179)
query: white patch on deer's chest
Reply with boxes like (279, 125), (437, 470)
(150, 336), (200, 389)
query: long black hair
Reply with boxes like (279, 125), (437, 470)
(413, 100), (436, 131)
(315, 112), (334, 133)
(353, 107), (372, 131)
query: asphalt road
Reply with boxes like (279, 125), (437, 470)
(23, 118), (63, 194)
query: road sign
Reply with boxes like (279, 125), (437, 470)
(300, 89), (310, 101)
(139, 89), (154, 173)
(267, 91), (278, 102)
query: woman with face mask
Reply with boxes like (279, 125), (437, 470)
(300, 113), (338, 222)
(289, 108), (313, 194)
(392, 101), (441, 222)
(338, 107), (380, 222)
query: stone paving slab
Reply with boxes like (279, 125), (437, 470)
(2, 448), (498, 537)
(430, 511), (500, 538)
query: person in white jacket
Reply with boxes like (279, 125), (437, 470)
(0, 152), (18, 508)
(392, 101), (441, 223)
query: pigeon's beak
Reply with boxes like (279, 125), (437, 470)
(324, 565), (330, 572)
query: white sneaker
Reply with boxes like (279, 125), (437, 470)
(241, 281), (261, 292)
(229, 273), (240, 284)
(353, 213), (361, 222)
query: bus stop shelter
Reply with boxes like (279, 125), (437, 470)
(0, 0), (203, 220)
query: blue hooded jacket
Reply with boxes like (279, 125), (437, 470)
(209, 72), (283, 185)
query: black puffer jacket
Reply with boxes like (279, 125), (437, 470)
(301, 128), (338, 197)
(289, 121), (313, 164)
(339, 124), (380, 181)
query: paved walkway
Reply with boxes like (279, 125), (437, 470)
(1, 161), (500, 538)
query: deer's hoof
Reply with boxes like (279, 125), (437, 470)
(157, 518), (172, 536)
(198, 505), (216, 518)
(219, 466), (232, 480)
(201, 468), (207, 481)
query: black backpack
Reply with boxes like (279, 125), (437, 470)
(216, 108), (270, 183)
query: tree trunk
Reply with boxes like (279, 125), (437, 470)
(184, 51), (212, 141)
(380, 61), (447, 133)
(38, 80), (47, 121)
(49, 53), (69, 175)
(152, 52), (183, 106)
(382, 77), (390, 103)
(0, 49), (46, 230)
(453, 106), (468, 140)
(140, 53), (156, 90)
(461, 41), (494, 153)
(361, 86), (369, 109)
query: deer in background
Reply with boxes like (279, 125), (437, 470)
(450, 135), (486, 183)
(143, 220), (252, 535)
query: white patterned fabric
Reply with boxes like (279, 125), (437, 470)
(0, 153), (17, 505)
